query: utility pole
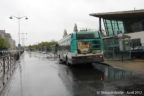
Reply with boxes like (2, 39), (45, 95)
(21, 33), (27, 48)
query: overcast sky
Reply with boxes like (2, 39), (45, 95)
(0, 0), (144, 45)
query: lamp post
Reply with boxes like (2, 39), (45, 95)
(9, 16), (28, 50)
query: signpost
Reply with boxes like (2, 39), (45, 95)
(18, 44), (21, 49)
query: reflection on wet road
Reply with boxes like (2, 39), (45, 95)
(1, 52), (144, 96)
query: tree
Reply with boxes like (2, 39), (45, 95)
(0, 37), (10, 50)
(73, 24), (78, 33)
(4, 39), (10, 49)
(63, 29), (68, 38)
(0, 37), (5, 49)
(27, 41), (58, 51)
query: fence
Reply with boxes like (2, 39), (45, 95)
(0, 50), (24, 93)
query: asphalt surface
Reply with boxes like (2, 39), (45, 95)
(1, 52), (144, 96)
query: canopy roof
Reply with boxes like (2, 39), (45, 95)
(90, 9), (144, 20)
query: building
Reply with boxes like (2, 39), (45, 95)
(0, 30), (16, 50)
(90, 9), (144, 60)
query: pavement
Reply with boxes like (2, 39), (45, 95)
(104, 59), (144, 72)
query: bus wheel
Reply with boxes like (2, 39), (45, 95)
(66, 58), (71, 66)
(66, 57), (69, 66)
(59, 55), (63, 64)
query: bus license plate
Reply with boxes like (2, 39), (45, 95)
(88, 56), (93, 59)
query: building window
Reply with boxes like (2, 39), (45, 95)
(104, 19), (125, 36)
(117, 21), (125, 34)
(112, 20), (119, 35)
(130, 39), (141, 49)
(123, 19), (144, 33)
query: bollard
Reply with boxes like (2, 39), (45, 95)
(9, 55), (11, 70)
(3, 57), (5, 75)
(7, 56), (10, 71)
(3, 82), (5, 86)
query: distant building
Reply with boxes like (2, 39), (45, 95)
(0, 30), (16, 49)
(90, 9), (144, 60)
(0, 30), (6, 38)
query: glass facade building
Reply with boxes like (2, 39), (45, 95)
(90, 9), (144, 60)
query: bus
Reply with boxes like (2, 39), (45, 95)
(58, 31), (104, 65)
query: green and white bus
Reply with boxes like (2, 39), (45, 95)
(58, 31), (104, 65)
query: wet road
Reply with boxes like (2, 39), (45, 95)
(1, 52), (144, 96)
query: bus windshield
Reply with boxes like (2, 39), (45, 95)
(77, 32), (99, 39)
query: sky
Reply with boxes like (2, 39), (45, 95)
(0, 0), (144, 46)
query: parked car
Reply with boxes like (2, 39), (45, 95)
(131, 46), (144, 58)
(133, 46), (144, 52)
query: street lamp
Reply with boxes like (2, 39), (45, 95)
(9, 16), (28, 49)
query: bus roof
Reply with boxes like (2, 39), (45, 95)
(76, 31), (99, 34)
(58, 31), (100, 43)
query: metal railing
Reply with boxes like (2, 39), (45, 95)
(0, 50), (24, 93)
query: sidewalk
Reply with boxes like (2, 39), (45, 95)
(104, 59), (144, 72)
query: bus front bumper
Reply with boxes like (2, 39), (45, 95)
(70, 55), (104, 64)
